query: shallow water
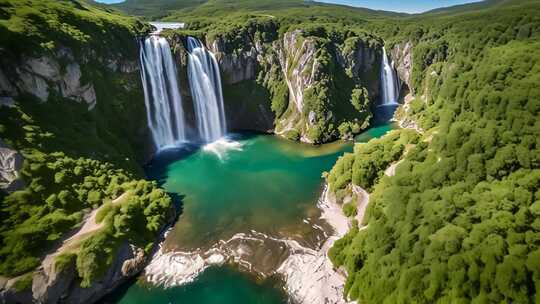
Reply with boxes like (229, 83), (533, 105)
(106, 123), (395, 304)
(103, 266), (287, 304)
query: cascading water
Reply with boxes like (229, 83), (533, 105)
(186, 37), (227, 142)
(140, 35), (187, 150)
(380, 47), (400, 106)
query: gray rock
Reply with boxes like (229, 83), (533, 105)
(0, 68), (16, 96)
(24, 57), (61, 80)
(31, 242), (148, 304)
(32, 254), (77, 304)
(61, 63), (97, 109)
(17, 69), (50, 102)
(0, 275), (33, 304)
(119, 61), (139, 74)
(208, 37), (258, 84)
(0, 139), (24, 193)
(391, 41), (413, 92)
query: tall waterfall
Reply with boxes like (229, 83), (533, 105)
(186, 37), (227, 142)
(139, 36), (187, 150)
(380, 47), (400, 105)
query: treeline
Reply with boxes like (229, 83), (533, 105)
(328, 1), (540, 303)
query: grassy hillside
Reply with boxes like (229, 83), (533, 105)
(108, 0), (402, 22)
(0, 0), (149, 57)
(110, 0), (207, 19)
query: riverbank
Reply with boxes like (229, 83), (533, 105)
(139, 184), (355, 304)
(277, 184), (354, 304)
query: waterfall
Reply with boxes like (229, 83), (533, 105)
(186, 37), (227, 143)
(139, 35), (187, 150)
(380, 47), (400, 105)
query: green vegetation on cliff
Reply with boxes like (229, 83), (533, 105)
(166, 10), (383, 143)
(0, 0), (173, 287)
(327, 1), (540, 303)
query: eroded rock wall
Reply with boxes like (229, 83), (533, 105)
(168, 28), (382, 143)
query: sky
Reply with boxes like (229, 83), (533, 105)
(316, 0), (483, 13)
(94, 0), (484, 14)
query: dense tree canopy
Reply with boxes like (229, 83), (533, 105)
(328, 1), (540, 303)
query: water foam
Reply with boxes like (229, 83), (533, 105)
(202, 137), (243, 160)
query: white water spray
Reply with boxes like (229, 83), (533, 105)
(380, 47), (400, 105)
(139, 36), (187, 150)
(186, 37), (227, 142)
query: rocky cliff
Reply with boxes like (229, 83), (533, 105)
(167, 25), (382, 143)
(390, 41), (413, 95)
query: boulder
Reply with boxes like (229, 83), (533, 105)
(0, 139), (24, 193)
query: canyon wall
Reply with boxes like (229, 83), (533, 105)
(167, 26), (383, 143)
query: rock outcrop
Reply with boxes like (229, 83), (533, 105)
(0, 47), (141, 112)
(207, 36), (260, 85)
(0, 275), (33, 304)
(167, 28), (382, 143)
(390, 41), (413, 93)
(276, 30), (319, 114)
(0, 205), (176, 304)
(271, 30), (381, 143)
(32, 243), (148, 304)
(15, 55), (96, 109)
(337, 36), (380, 96)
(0, 139), (24, 193)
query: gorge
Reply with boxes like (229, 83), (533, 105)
(0, 0), (539, 304)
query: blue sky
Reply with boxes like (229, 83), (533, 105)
(316, 0), (483, 13)
(94, 0), (484, 13)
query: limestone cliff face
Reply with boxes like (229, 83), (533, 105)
(168, 29), (382, 143)
(2, 49), (95, 109)
(390, 41), (414, 93)
(337, 37), (380, 96)
(0, 47), (144, 111)
(207, 36), (260, 85)
(271, 31), (382, 143)
(32, 242), (153, 304)
(276, 30), (319, 116)
(272, 30), (325, 141)
(389, 41), (425, 132)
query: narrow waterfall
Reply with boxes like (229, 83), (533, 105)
(186, 37), (227, 142)
(380, 47), (400, 105)
(139, 35), (187, 150)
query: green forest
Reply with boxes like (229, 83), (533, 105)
(0, 0), (172, 290)
(0, 0), (539, 303)
(327, 1), (540, 303)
